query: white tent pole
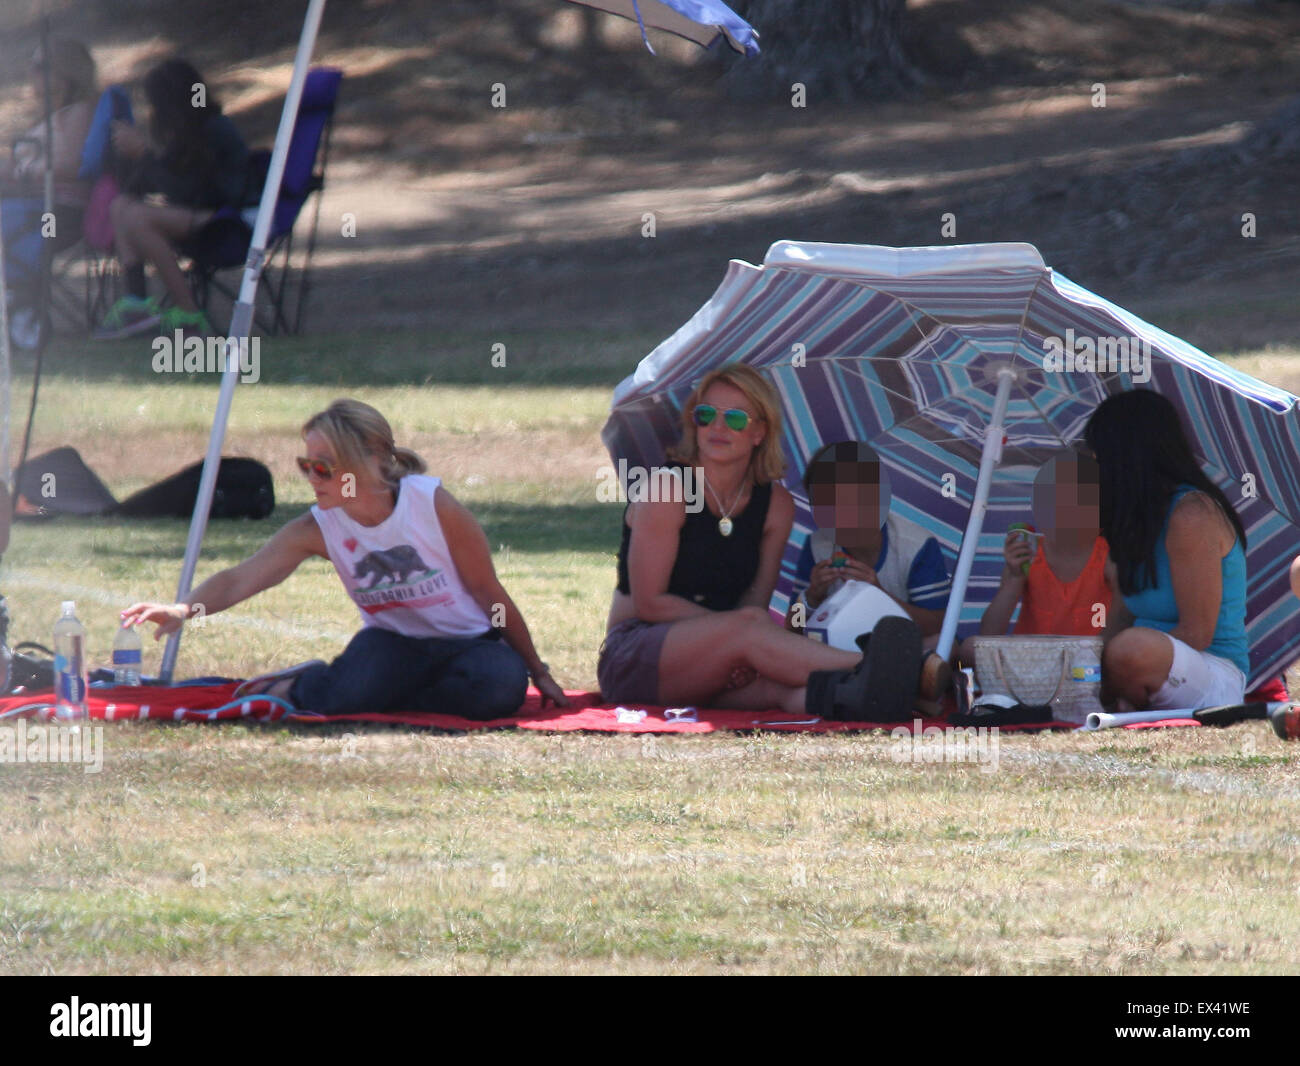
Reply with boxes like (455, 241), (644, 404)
(0, 196), (10, 487)
(160, 0), (328, 682)
(936, 366), (1017, 662)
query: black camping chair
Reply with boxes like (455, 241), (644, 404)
(181, 67), (342, 335)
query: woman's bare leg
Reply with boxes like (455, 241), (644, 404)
(111, 197), (214, 311)
(657, 606), (858, 707)
(711, 676), (806, 714)
(109, 194), (140, 264)
(1101, 627), (1175, 709)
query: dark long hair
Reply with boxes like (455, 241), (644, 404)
(1084, 389), (1245, 595)
(144, 58), (221, 177)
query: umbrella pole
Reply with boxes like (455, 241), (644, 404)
(936, 367), (1017, 662)
(158, 0), (328, 682)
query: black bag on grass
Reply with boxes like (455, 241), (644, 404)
(13, 447), (118, 516)
(117, 458), (275, 519)
(8, 642), (55, 694)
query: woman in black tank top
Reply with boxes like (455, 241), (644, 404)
(601, 365), (880, 715)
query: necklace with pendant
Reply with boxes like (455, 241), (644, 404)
(702, 470), (747, 537)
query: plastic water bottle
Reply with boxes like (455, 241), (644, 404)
(53, 601), (88, 719)
(112, 622), (143, 686)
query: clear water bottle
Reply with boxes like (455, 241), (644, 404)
(112, 622), (143, 686)
(53, 600), (88, 719)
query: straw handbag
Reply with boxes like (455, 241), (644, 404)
(968, 635), (1105, 723)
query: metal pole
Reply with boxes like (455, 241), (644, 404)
(0, 186), (9, 489)
(160, 0), (328, 681)
(12, 17), (58, 513)
(936, 366), (1017, 662)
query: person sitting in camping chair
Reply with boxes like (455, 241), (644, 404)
(94, 57), (252, 340)
(1, 37), (98, 346)
(121, 399), (569, 718)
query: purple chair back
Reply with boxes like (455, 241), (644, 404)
(272, 67), (343, 237)
(187, 67), (342, 268)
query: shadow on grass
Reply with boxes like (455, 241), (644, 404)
(474, 501), (622, 554)
(37, 500), (624, 561)
(15, 326), (653, 389)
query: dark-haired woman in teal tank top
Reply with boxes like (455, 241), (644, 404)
(1085, 391), (1249, 711)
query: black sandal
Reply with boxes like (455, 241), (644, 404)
(807, 616), (924, 722)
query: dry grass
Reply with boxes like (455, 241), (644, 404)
(4, 342), (1300, 974)
(3, 723), (1297, 974)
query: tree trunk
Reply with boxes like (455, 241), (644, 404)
(725, 0), (922, 102)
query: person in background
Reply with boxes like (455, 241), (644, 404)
(1085, 390), (1249, 712)
(94, 57), (251, 339)
(1, 38), (97, 346)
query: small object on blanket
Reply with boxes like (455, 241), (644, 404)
(1082, 709), (1198, 731)
(233, 660), (326, 699)
(1270, 702), (1300, 741)
(954, 666), (976, 715)
(1191, 701), (1272, 728)
(973, 694), (1018, 710)
(663, 707), (698, 722)
(755, 718), (821, 726)
(948, 699), (1053, 728)
(614, 707), (648, 724)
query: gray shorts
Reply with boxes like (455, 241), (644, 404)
(597, 618), (673, 705)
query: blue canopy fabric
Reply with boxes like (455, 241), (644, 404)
(566, 0), (760, 56)
(602, 241), (1300, 687)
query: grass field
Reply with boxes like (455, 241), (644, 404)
(2, 329), (1300, 974)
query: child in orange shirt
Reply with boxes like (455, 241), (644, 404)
(979, 451), (1111, 639)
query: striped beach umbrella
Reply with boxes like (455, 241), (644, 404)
(601, 241), (1300, 686)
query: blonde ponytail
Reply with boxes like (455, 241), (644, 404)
(387, 445), (427, 481)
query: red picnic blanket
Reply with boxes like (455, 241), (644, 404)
(0, 682), (1133, 732)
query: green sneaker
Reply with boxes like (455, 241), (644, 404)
(158, 306), (214, 339)
(92, 295), (162, 340)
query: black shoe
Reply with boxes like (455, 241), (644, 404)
(807, 616), (924, 722)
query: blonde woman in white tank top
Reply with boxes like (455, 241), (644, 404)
(123, 400), (569, 717)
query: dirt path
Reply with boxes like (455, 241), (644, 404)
(3, 0), (1298, 352)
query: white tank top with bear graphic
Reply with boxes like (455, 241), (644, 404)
(311, 474), (493, 638)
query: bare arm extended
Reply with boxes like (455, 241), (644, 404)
(121, 512), (325, 638)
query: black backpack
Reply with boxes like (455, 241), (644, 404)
(13, 449), (274, 521)
(117, 457), (275, 519)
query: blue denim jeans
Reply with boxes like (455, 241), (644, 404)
(289, 626), (529, 719)
(2, 198), (46, 290)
